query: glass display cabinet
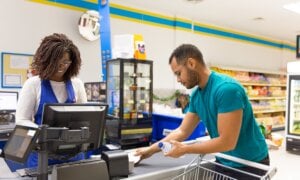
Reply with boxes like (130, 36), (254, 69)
(286, 61), (300, 154)
(106, 58), (153, 149)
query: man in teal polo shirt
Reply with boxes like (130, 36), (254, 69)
(136, 44), (269, 178)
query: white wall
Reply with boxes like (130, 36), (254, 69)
(0, 0), (101, 92)
(110, 17), (296, 90)
(0, 0), (296, 92)
(110, 18), (177, 89)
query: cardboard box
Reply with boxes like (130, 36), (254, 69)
(113, 34), (146, 60)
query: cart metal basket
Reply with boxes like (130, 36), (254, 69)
(171, 153), (277, 180)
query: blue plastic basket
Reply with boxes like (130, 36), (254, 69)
(152, 113), (206, 142)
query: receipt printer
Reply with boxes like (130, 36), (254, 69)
(101, 150), (129, 178)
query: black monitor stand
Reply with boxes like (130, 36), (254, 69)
(36, 125), (49, 180)
(36, 125), (90, 180)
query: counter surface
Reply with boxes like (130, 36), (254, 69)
(125, 152), (213, 180)
(0, 153), (213, 180)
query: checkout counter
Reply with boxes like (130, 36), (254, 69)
(0, 152), (206, 180)
(0, 131), (209, 179)
(0, 134), (212, 180)
(123, 153), (201, 180)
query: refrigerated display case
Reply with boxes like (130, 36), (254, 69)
(286, 61), (300, 154)
(105, 58), (153, 149)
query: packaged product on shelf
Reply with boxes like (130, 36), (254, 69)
(210, 66), (286, 131)
(234, 71), (250, 82)
(113, 34), (146, 60)
(271, 133), (283, 147)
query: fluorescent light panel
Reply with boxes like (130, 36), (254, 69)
(284, 1), (300, 14)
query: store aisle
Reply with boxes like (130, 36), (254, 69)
(269, 131), (300, 180)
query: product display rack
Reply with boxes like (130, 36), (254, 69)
(211, 66), (286, 131)
(105, 58), (153, 149)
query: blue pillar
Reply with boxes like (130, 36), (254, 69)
(99, 0), (111, 81)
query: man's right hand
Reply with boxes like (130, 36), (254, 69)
(134, 144), (160, 160)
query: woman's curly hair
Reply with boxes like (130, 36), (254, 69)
(31, 33), (82, 81)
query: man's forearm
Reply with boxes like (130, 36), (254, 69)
(149, 128), (189, 152)
(183, 136), (235, 154)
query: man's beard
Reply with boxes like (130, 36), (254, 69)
(185, 68), (199, 89)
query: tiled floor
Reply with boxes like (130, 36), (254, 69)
(269, 131), (300, 180)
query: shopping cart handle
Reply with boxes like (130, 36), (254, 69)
(179, 138), (277, 179)
(264, 168), (277, 180)
(214, 153), (277, 179)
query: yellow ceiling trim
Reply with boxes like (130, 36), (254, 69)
(110, 3), (174, 21)
(84, 0), (98, 4)
(28, 0), (86, 12)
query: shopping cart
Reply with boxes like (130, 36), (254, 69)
(171, 153), (277, 180)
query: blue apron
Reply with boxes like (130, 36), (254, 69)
(25, 79), (84, 168)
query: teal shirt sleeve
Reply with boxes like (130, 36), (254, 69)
(189, 88), (197, 113)
(182, 104), (189, 114)
(216, 83), (245, 113)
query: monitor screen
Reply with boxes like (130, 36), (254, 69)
(0, 91), (18, 126)
(0, 91), (18, 111)
(4, 125), (39, 163)
(41, 103), (107, 157)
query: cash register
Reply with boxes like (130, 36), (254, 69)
(0, 91), (18, 142)
(2, 103), (131, 180)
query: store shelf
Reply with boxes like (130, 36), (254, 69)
(272, 125), (285, 131)
(211, 66), (286, 131)
(249, 96), (285, 100)
(290, 131), (300, 135)
(241, 82), (286, 87)
(209, 64), (286, 75)
(253, 109), (286, 114)
(293, 119), (300, 122)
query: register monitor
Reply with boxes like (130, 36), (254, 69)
(0, 91), (18, 111)
(0, 91), (18, 128)
(41, 103), (107, 158)
(3, 125), (39, 163)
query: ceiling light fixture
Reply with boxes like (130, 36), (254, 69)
(184, 0), (203, 3)
(253, 17), (264, 21)
(283, 1), (300, 14)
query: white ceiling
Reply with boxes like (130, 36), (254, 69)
(110, 0), (300, 44)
